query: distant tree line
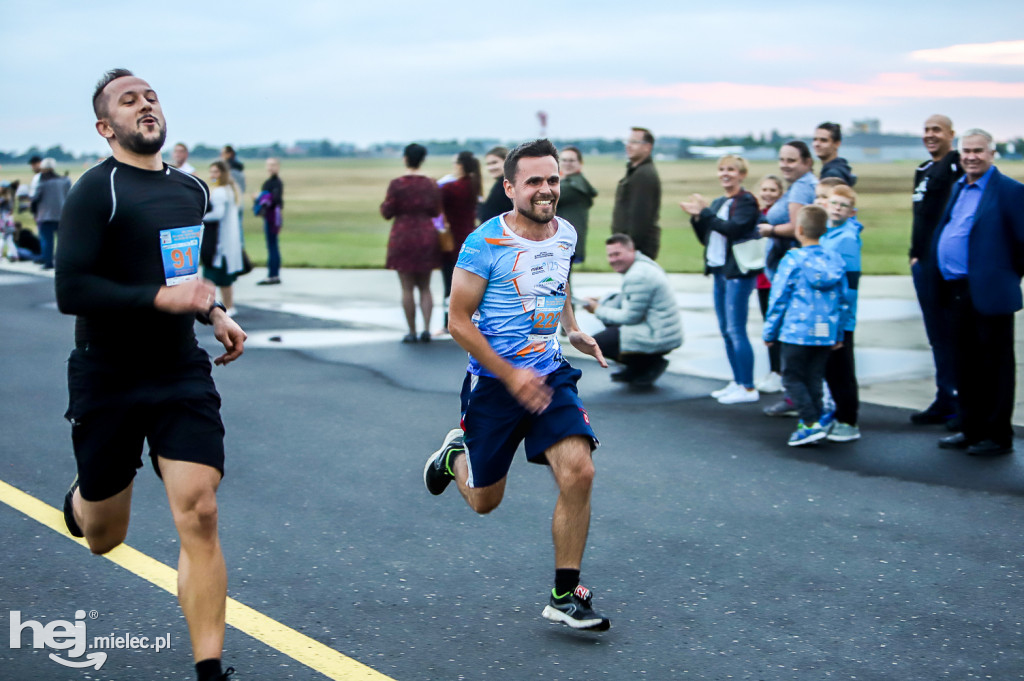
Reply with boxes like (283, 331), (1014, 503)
(4, 134), (1023, 163)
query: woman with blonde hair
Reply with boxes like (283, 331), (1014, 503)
(203, 159), (244, 315)
(682, 154), (762, 404)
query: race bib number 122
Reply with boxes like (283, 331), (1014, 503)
(159, 225), (203, 286)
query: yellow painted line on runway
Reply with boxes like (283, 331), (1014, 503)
(0, 478), (395, 681)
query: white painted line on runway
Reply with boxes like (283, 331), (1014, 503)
(0, 478), (396, 681)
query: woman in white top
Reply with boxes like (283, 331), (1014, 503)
(203, 160), (244, 315)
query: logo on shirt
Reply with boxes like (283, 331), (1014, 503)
(534, 251), (553, 259)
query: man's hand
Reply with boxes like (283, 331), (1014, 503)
(909, 257), (919, 267)
(153, 279), (217, 314)
(765, 341), (775, 347)
(832, 341), (844, 351)
(568, 330), (608, 368)
(505, 367), (553, 414)
(211, 310), (247, 366)
(582, 296), (600, 313)
(757, 223), (774, 238)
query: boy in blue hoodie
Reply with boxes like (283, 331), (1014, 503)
(820, 184), (862, 441)
(764, 205), (849, 446)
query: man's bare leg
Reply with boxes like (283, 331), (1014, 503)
(72, 482), (134, 555)
(158, 457), (226, 663)
(451, 449), (507, 514)
(545, 436), (594, 570)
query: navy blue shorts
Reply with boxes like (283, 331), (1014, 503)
(459, 361), (598, 488)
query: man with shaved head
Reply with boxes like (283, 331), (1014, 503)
(908, 115), (963, 428)
(56, 68), (245, 681)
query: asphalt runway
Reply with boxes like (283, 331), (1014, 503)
(3, 273), (1023, 681)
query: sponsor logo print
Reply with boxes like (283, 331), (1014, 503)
(9, 610), (171, 671)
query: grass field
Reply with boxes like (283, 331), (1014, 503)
(10, 156), (1024, 274)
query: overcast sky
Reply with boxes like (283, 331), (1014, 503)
(4, 0), (1023, 155)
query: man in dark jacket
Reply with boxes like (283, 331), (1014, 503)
(814, 122), (857, 187)
(908, 114), (963, 426)
(612, 127), (661, 260)
(932, 129), (1024, 457)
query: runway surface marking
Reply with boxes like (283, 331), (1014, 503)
(0, 478), (395, 681)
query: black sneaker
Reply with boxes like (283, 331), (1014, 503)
(63, 476), (84, 538)
(541, 585), (610, 631)
(423, 428), (464, 495)
(910, 401), (956, 425)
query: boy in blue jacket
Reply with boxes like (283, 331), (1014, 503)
(820, 184), (862, 441)
(764, 205), (850, 446)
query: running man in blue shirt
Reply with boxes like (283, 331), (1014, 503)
(423, 139), (611, 631)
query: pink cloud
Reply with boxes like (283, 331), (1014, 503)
(911, 40), (1024, 66)
(522, 73), (1024, 110)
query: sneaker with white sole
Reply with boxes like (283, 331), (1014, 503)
(541, 585), (610, 631)
(788, 421), (828, 447)
(710, 381), (738, 399)
(763, 398), (798, 417)
(755, 372), (784, 393)
(826, 422), (861, 442)
(423, 428), (464, 495)
(718, 387), (759, 404)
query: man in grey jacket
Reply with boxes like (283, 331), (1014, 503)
(30, 158), (72, 269)
(584, 234), (683, 386)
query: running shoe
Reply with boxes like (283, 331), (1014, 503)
(826, 422), (861, 442)
(788, 421), (828, 447)
(63, 476), (84, 538)
(423, 428), (464, 495)
(710, 381), (738, 399)
(541, 585), (610, 631)
(763, 398), (798, 417)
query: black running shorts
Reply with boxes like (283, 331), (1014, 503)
(65, 345), (225, 502)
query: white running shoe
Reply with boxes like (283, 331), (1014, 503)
(755, 372), (783, 394)
(711, 381), (738, 399)
(718, 387), (760, 404)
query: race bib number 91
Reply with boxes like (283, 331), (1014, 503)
(159, 225), (203, 286)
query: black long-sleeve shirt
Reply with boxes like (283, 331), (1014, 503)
(910, 150), (963, 261)
(55, 157), (210, 363)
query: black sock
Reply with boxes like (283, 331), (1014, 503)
(554, 569), (580, 598)
(196, 658), (223, 681)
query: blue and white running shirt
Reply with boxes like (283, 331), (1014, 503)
(455, 214), (577, 377)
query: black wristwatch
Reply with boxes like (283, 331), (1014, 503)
(196, 301), (227, 325)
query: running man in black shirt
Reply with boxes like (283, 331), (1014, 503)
(55, 69), (245, 681)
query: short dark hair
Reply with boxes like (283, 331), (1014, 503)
(606, 233), (635, 249)
(403, 143), (427, 169)
(92, 68), (134, 118)
(222, 144), (236, 157)
(632, 127), (655, 145)
(782, 140), (813, 164)
(562, 145), (583, 161)
(503, 139), (559, 183)
(797, 205), (828, 239)
(28, 155), (42, 165)
(816, 122), (842, 143)
(485, 146), (509, 160)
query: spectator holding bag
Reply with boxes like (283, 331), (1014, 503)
(683, 154), (762, 404)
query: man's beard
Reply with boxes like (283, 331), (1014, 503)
(517, 197), (557, 225)
(113, 119), (167, 156)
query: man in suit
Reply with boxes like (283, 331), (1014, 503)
(933, 129), (1024, 456)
